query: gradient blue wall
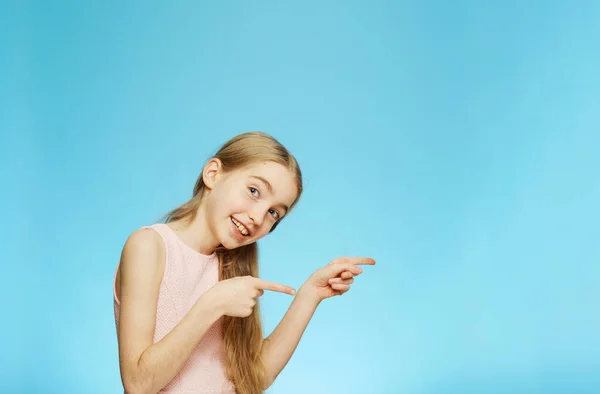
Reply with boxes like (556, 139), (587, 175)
(2, 1), (599, 393)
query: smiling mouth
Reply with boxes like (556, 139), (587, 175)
(231, 216), (250, 236)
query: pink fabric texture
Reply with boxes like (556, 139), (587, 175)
(114, 223), (235, 393)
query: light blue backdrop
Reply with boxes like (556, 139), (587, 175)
(2, 1), (599, 393)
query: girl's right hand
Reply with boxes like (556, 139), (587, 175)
(206, 276), (296, 318)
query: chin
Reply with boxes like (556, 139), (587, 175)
(217, 237), (237, 250)
(217, 232), (248, 250)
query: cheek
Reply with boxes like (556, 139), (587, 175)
(208, 188), (237, 216)
(256, 222), (276, 238)
(223, 189), (251, 213)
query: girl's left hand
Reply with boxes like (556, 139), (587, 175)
(300, 257), (376, 302)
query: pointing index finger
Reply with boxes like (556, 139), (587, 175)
(335, 257), (376, 266)
(253, 278), (296, 295)
(351, 257), (376, 266)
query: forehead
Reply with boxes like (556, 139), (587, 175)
(236, 161), (298, 205)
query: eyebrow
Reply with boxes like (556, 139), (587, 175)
(250, 175), (289, 215)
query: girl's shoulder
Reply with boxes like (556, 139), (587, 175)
(115, 226), (168, 306)
(119, 226), (167, 280)
(123, 226), (165, 255)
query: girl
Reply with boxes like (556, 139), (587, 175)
(113, 132), (375, 394)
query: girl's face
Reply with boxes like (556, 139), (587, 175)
(204, 160), (298, 249)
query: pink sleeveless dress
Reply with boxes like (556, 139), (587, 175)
(113, 223), (236, 393)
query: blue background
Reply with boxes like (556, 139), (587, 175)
(2, 1), (599, 393)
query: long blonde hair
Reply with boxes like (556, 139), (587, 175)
(164, 132), (302, 393)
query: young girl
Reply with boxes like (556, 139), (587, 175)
(113, 132), (375, 394)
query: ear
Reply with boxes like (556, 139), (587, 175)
(202, 158), (222, 189)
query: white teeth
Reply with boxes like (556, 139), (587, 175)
(231, 217), (249, 236)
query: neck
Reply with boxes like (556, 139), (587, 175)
(171, 204), (219, 255)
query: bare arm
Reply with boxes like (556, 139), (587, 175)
(260, 258), (373, 389)
(117, 229), (223, 394)
(260, 286), (320, 389)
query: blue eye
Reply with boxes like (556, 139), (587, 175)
(269, 209), (280, 219)
(249, 187), (259, 197)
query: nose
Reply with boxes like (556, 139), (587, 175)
(248, 206), (266, 227)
